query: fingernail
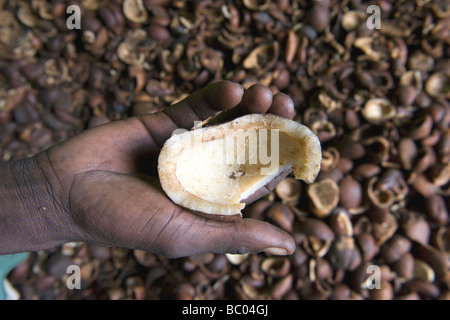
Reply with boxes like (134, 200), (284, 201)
(264, 247), (288, 256)
(237, 82), (244, 93)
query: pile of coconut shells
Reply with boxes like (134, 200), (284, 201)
(3, 0), (449, 300)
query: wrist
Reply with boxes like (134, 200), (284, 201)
(0, 154), (79, 254)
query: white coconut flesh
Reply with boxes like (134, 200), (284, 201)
(158, 114), (322, 217)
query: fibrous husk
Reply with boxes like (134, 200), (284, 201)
(362, 98), (396, 124)
(425, 72), (450, 98)
(158, 114), (322, 219)
(243, 42), (279, 75)
(123, 0), (148, 24)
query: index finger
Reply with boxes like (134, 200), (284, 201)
(163, 80), (244, 129)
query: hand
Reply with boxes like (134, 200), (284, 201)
(32, 81), (297, 257)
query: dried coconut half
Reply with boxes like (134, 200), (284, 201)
(158, 113), (322, 219)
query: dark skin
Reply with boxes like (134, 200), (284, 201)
(0, 81), (296, 258)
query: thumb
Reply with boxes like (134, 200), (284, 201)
(220, 218), (296, 256)
(153, 213), (296, 258)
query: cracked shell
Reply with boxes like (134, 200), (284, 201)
(158, 114), (322, 219)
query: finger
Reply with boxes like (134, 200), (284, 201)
(228, 218), (296, 256)
(147, 207), (296, 258)
(267, 92), (295, 120)
(163, 80), (244, 129)
(234, 83), (273, 114)
(200, 219), (295, 255)
(204, 83), (274, 125)
(134, 81), (244, 149)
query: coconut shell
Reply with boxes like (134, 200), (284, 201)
(157, 113), (322, 219)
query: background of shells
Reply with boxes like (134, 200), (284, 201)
(2, 0), (449, 300)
